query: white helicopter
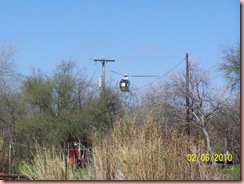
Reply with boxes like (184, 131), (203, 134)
(110, 70), (159, 92)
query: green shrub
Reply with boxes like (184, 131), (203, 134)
(220, 164), (240, 180)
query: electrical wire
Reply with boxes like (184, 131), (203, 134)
(130, 57), (186, 91)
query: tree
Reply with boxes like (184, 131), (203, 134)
(17, 69), (56, 153)
(144, 62), (221, 165)
(52, 60), (96, 143)
(86, 86), (124, 137)
(15, 59), (125, 167)
(0, 44), (22, 172)
(0, 44), (21, 95)
(217, 42), (240, 163)
(0, 44), (22, 133)
(218, 95), (240, 163)
(17, 60), (96, 149)
(218, 42), (240, 91)
(21, 69), (54, 116)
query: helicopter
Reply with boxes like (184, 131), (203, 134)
(110, 70), (159, 92)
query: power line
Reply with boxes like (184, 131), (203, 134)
(130, 57), (186, 91)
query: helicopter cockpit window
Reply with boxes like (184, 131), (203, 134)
(120, 81), (126, 87)
(120, 79), (130, 92)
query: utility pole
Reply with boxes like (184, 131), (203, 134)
(94, 57), (115, 94)
(185, 53), (190, 136)
(94, 57), (115, 144)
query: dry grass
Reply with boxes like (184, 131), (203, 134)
(91, 115), (231, 180)
(19, 146), (89, 180)
(19, 115), (231, 180)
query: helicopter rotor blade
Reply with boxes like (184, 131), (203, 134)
(109, 70), (124, 76)
(110, 70), (159, 78)
(130, 75), (159, 78)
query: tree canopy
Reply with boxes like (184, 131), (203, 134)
(219, 42), (240, 91)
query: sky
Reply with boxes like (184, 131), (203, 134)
(0, 0), (240, 93)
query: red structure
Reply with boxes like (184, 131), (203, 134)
(68, 143), (79, 166)
(68, 138), (92, 168)
(0, 172), (5, 180)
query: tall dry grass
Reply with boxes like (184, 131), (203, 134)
(19, 146), (91, 180)
(91, 115), (230, 180)
(18, 115), (231, 180)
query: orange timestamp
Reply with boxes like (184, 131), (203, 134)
(187, 153), (233, 162)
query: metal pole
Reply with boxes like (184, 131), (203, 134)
(65, 142), (69, 180)
(224, 129), (228, 167)
(9, 142), (12, 174)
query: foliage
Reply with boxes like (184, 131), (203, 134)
(14, 60), (124, 172)
(0, 44), (23, 173)
(143, 61), (222, 164)
(0, 44), (22, 95)
(219, 42), (240, 91)
(17, 60), (95, 147)
(16, 164), (35, 175)
(220, 165), (240, 180)
(0, 137), (8, 172)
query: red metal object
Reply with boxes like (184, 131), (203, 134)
(0, 172), (5, 180)
(68, 139), (92, 168)
(68, 143), (79, 166)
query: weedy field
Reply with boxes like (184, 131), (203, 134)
(91, 115), (231, 180)
(17, 115), (237, 180)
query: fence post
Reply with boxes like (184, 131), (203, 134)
(8, 142), (12, 174)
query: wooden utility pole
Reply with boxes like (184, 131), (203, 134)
(185, 53), (190, 135)
(94, 57), (115, 93)
(94, 57), (115, 144)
